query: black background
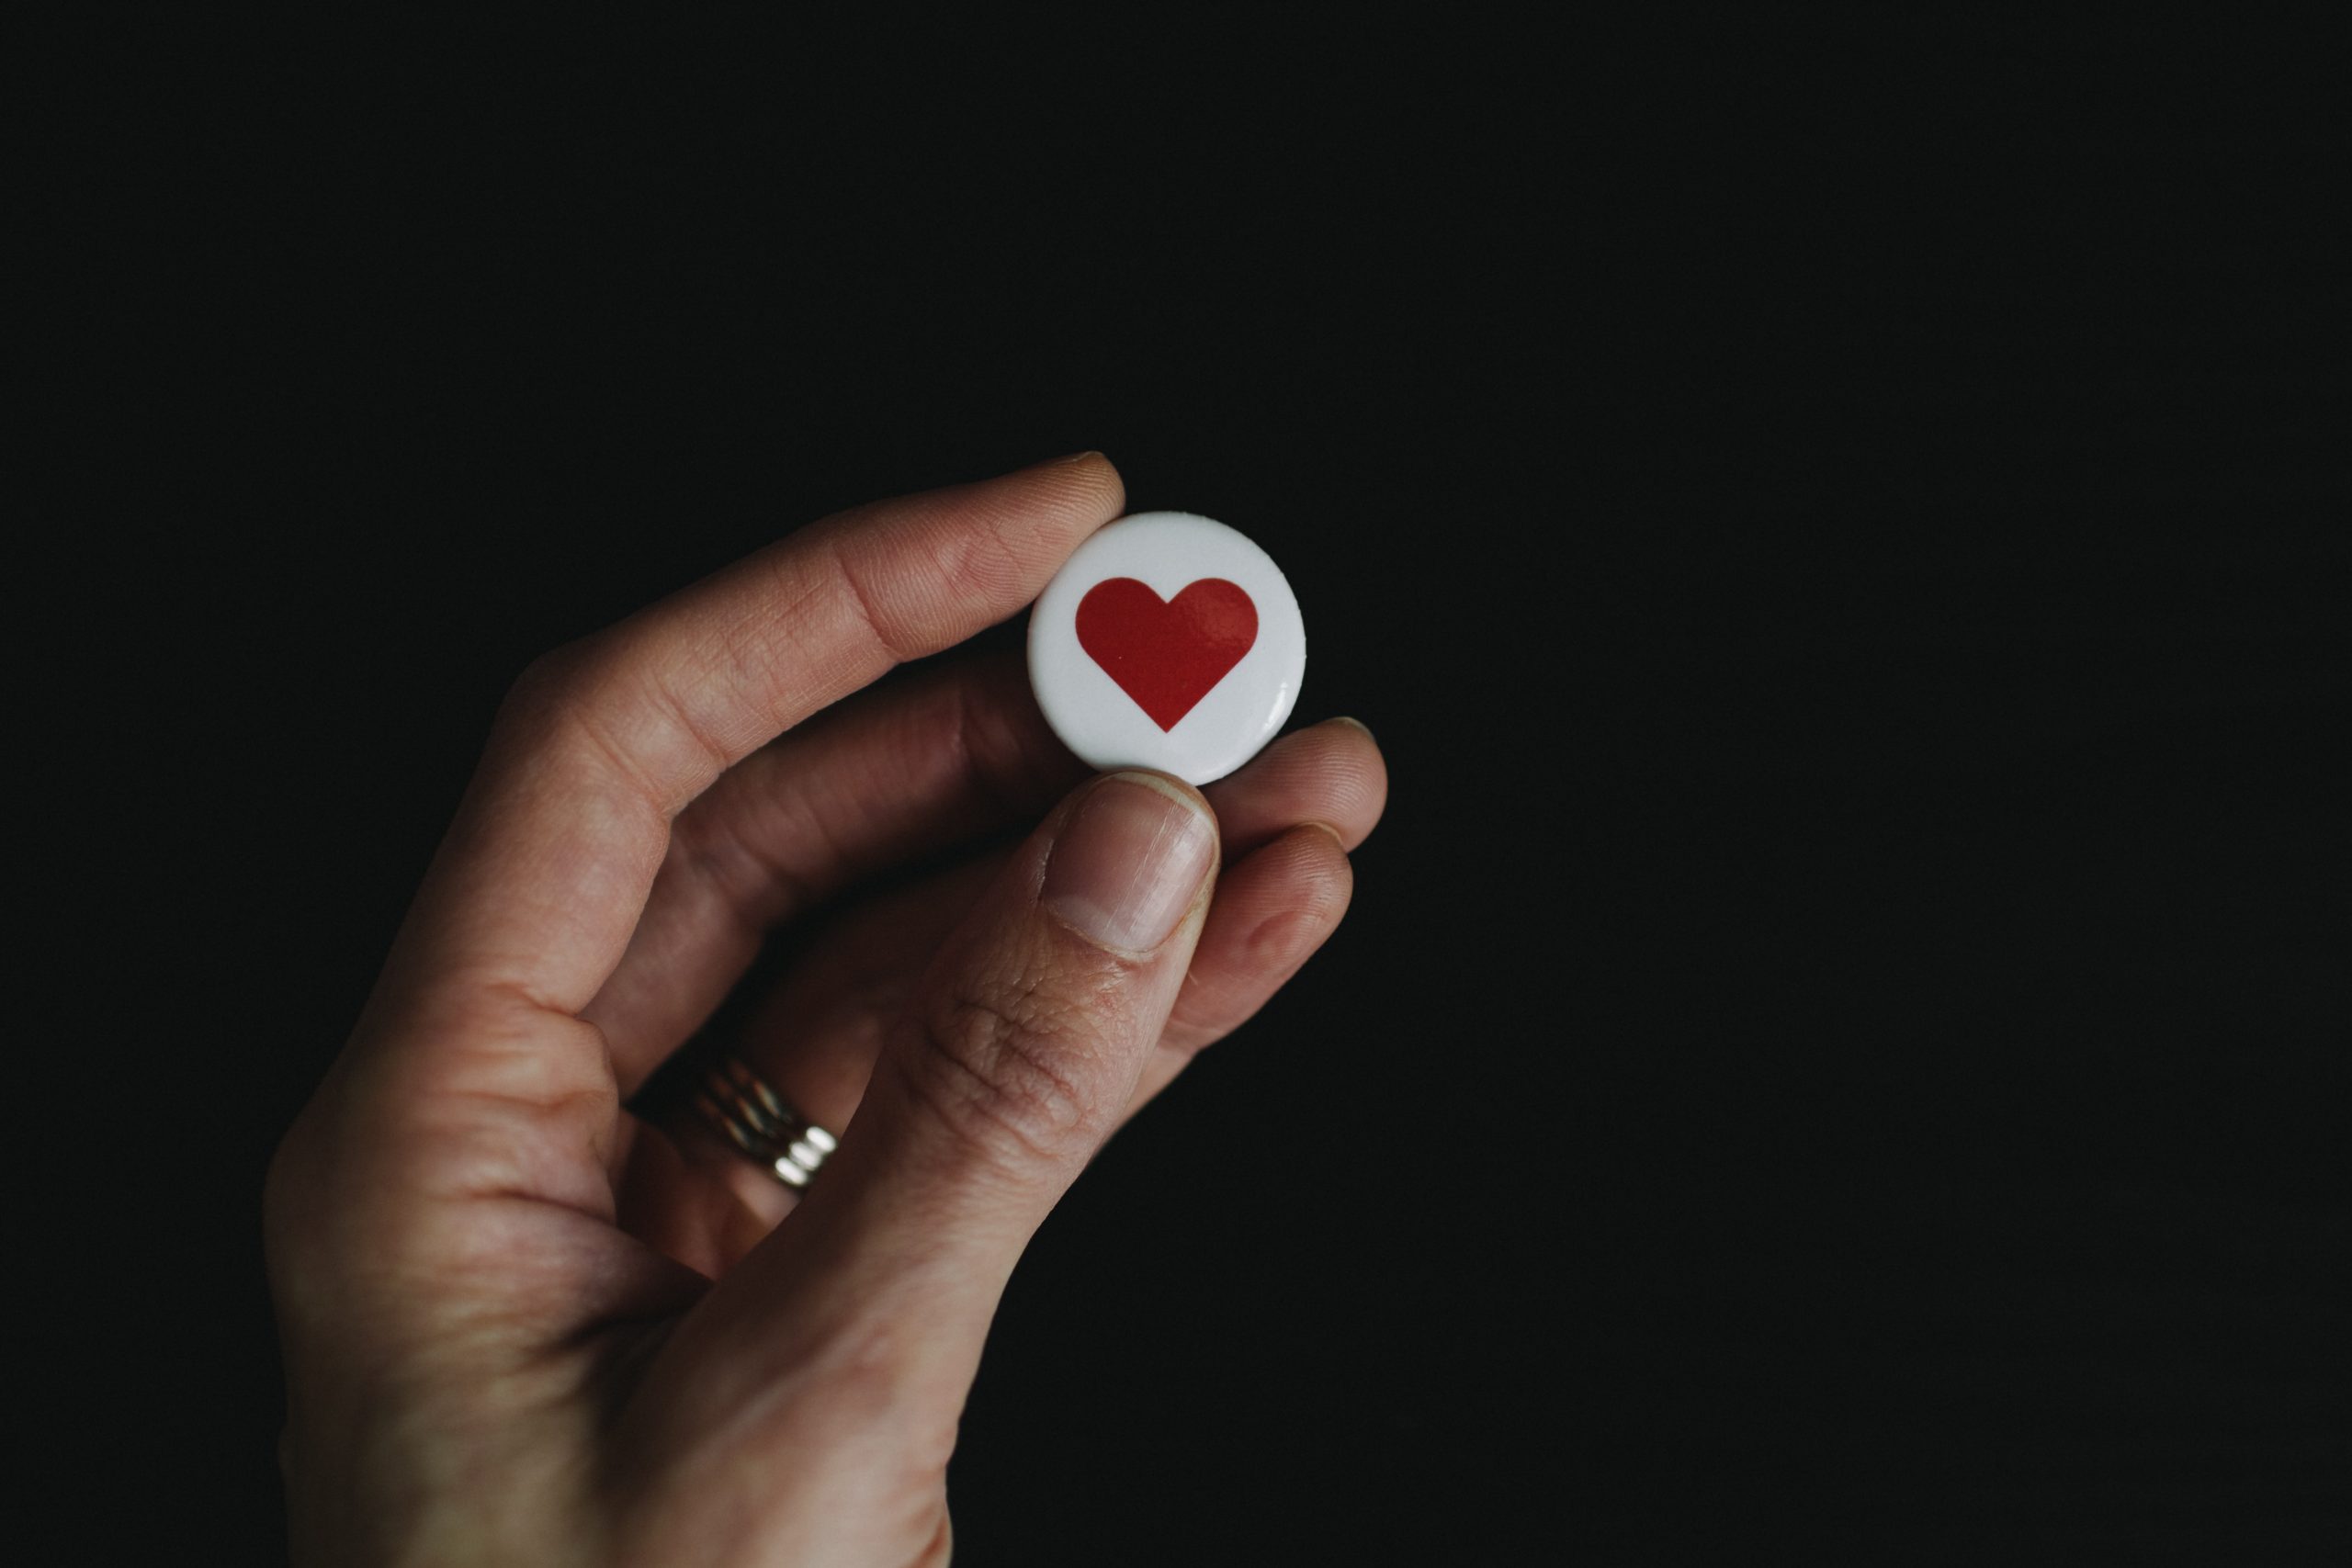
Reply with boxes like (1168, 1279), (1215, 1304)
(31, 9), (2348, 1563)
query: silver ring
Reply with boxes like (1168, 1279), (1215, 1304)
(692, 1056), (839, 1190)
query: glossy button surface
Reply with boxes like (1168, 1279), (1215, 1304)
(1027, 512), (1306, 785)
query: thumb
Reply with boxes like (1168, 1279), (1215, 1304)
(673, 770), (1219, 1401)
(843, 767), (1220, 1247)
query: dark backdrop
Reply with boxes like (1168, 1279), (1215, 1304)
(39, 10), (2347, 1563)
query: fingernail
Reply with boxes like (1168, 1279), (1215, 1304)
(1042, 773), (1216, 953)
(1329, 716), (1375, 742)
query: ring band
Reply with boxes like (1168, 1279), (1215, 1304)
(692, 1056), (838, 1190)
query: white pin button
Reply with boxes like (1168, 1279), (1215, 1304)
(1027, 512), (1306, 786)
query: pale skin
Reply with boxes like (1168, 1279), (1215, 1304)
(265, 455), (1389, 1566)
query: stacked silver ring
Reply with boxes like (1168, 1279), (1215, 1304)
(692, 1056), (839, 1190)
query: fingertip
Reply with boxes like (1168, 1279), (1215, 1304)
(1059, 447), (1124, 491)
(1202, 716), (1388, 852)
(1313, 717), (1388, 849)
(841, 455), (1128, 612)
(1012, 449), (1125, 526)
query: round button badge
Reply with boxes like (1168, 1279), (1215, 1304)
(1027, 513), (1306, 785)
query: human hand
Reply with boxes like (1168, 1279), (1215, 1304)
(265, 456), (1387, 1566)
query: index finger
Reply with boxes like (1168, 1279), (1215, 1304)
(375, 454), (1124, 1021)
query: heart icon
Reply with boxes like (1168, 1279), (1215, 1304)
(1074, 577), (1259, 730)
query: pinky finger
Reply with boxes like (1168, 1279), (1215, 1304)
(1128, 822), (1355, 1110)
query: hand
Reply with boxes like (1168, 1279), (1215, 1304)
(264, 456), (1388, 1566)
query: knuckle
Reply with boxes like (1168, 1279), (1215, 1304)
(507, 637), (597, 707)
(497, 631), (727, 807)
(899, 980), (1119, 1166)
(493, 637), (605, 745)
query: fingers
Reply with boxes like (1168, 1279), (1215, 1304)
(376, 453), (1124, 1027)
(1130, 820), (1354, 1105)
(652, 717), (1384, 1251)
(1207, 715), (1386, 853)
(584, 653), (1086, 1094)
(654, 772), (1218, 1412)
(648, 855), (995, 1245)
(586, 673), (1378, 1096)
(728, 716), (1381, 1127)
(1134, 716), (1381, 1090)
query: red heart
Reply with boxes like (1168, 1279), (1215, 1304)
(1074, 577), (1259, 731)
